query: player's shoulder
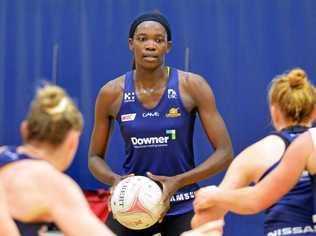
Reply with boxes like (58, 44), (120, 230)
(98, 74), (125, 98)
(176, 69), (213, 103)
(308, 127), (316, 140)
(1, 160), (58, 189)
(22, 161), (77, 190)
(245, 134), (286, 159)
(177, 69), (205, 83)
(177, 69), (210, 91)
(261, 134), (287, 146)
(19, 160), (57, 179)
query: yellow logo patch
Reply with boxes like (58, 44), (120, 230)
(165, 107), (181, 118)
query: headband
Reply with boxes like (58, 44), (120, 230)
(129, 12), (172, 41)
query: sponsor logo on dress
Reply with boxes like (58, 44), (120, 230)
(130, 129), (176, 148)
(124, 92), (135, 103)
(170, 191), (195, 202)
(142, 112), (160, 118)
(165, 107), (181, 118)
(267, 225), (316, 235)
(167, 89), (177, 99)
(121, 113), (136, 122)
(166, 129), (176, 140)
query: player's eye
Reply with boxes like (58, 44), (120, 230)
(136, 36), (146, 42)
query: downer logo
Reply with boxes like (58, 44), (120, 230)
(131, 129), (176, 148)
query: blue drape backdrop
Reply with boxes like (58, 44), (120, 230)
(1, 1), (316, 235)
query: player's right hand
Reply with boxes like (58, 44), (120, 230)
(109, 173), (135, 214)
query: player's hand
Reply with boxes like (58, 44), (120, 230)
(181, 219), (224, 236)
(111, 173), (135, 192)
(109, 173), (135, 214)
(193, 186), (220, 212)
(191, 208), (225, 229)
(146, 172), (182, 223)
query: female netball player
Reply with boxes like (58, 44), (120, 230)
(88, 11), (233, 235)
(193, 126), (316, 234)
(192, 68), (316, 236)
(0, 84), (114, 236)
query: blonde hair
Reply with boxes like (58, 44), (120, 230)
(25, 84), (83, 145)
(269, 68), (316, 124)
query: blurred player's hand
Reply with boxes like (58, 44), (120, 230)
(191, 207), (225, 229)
(193, 186), (220, 212)
(181, 220), (224, 236)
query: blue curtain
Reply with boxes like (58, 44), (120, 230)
(1, 1), (316, 235)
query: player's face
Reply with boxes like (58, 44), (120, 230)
(129, 21), (171, 69)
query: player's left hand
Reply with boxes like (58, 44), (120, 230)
(146, 172), (182, 223)
(193, 186), (220, 212)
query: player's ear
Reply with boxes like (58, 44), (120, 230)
(311, 104), (316, 123)
(128, 38), (134, 51)
(20, 120), (29, 141)
(166, 41), (172, 54)
(270, 105), (282, 130)
(65, 131), (80, 152)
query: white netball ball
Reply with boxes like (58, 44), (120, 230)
(110, 175), (163, 230)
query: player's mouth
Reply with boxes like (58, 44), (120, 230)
(143, 54), (159, 62)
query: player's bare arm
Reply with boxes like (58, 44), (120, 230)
(88, 77), (124, 186)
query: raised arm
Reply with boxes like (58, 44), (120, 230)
(194, 135), (286, 211)
(191, 147), (255, 228)
(88, 78), (123, 186)
(193, 148), (254, 211)
(192, 135), (285, 227)
(203, 131), (313, 214)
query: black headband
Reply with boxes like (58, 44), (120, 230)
(129, 12), (172, 41)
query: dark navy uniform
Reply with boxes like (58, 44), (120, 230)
(106, 68), (198, 235)
(259, 126), (315, 236)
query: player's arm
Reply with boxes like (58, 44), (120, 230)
(0, 147), (20, 235)
(88, 79), (123, 186)
(192, 137), (270, 228)
(193, 146), (256, 212)
(194, 135), (285, 212)
(202, 131), (313, 214)
(43, 169), (115, 236)
(0, 182), (20, 236)
(191, 151), (254, 228)
(176, 74), (233, 187)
